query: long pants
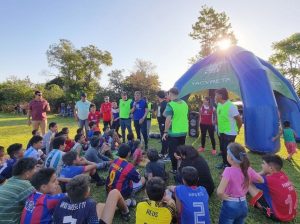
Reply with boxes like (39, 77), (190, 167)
(133, 119), (148, 148)
(158, 121), (168, 155)
(219, 133), (236, 166)
(103, 121), (111, 130)
(111, 120), (120, 136)
(146, 119), (151, 136)
(120, 119), (132, 143)
(168, 136), (186, 171)
(200, 124), (216, 149)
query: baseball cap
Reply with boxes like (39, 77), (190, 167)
(81, 92), (87, 97)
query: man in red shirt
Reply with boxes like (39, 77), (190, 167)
(28, 91), (50, 135)
(249, 154), (298, 222)
(100, 96), (112, 129)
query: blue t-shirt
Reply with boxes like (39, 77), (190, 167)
(60, 166), (85, 178)
(53, 197), (98, 224)
(131, 99), (148, 120)
(0, 158), (17, 180)
(175, 185), (210, 224)
(24, 146), (40, 161)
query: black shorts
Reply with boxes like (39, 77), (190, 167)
(99, 219), (107, 224)
(254, 194), (279, 221)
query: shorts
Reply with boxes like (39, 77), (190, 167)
(250, 192), (279, 221)
(285, 142), (297, 154)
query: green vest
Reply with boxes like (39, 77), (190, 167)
(169, 100), (188, 134)
(147, 102), (152, 119)
(119, 99), (132, 119)
(217, 101), (238, 134)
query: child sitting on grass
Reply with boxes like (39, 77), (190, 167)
(217, 142), (263, 224)
(145, 149), (167, 181)
(71, 134), (86, 157)
(26, 129), (41, 150)
(24, 135), (44, 163)
(273, 120), (298, 161)
(53, 175), (130, 224)
(132, 140), (143, 166)
(136, 177), (176, 224)
(169, 166), (210, 224)
(0, 146), (7, 166)
(61, 127), (74, 152)
(20, 168), (65, 224)
(60, 151), (105, 186)
(249, 154), (298, 222)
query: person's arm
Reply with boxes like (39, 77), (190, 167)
(27, 103), (32, 125)
(45, 101), (50, 112)
(217, 177), (229, 200)
(74, 103), (79, 121)
(139, 104), (149, 124)
(175, 191), (182, 217)
(272, 127), (283, 141)
(234, 115), (243, 132)
(162, 115), (171, 140)
(212, 107), (217, 125)
(130, 101), (135, 113)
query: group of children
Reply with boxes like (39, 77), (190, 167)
(0, 117), (298, 224)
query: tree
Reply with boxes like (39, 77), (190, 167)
(122, 59), (161, 101)
(269, 33), (300, 89)
(47, 39), (112, 101)
(107, 69), (125, 96)
(189, 5), (237, 62)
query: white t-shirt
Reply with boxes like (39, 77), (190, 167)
(75, 100), (91, 120)
(227, 104), (240, 135)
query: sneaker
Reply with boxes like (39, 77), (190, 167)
(198, 147), (205, 152)
(121, 211), (131, 222)
(125, 198), (137, 207)
(163, 155), (171, 162)
(211, 149), (217, 155)
(169, 170), (177, 174)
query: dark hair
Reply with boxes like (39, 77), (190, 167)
(169, 87), (179, 96)
(103, 126), (109, 132)
(133, 140), (141, 151)
(90, 136), (100, 148)
(7, 143), (22, 158)
(75, 134), (83, 142)
(216, 88), (229, 100)
(227, 143), (250, 187)
(182, 166), (199, 186)
(147, 150), (159, 162)
(157, 90), (166, 99)
(35, 90), (41, 95)
(32, 129), (38, 135)
(90, 103), (96, 109)
(93, 131), (101, 136)
(89, 121), (95, 128)
(67, 174), (90, 203)
(118, 144), (131, 158)
(262, 154), (283, 171)
(55, 131), (65, 138)
(77, 128), (83, 134)
(30, 168), (55, 190)
(146, 177), (166, 201)
(204, 96), (210, 102)
(0, 146), (4, 152)
(49, 122), (57, 130)
(30, 135), (43, 145)
(52, 136), (66, 149)
(12, 157), (37, 176)
(62, 151), (78, 166)
(61, 127), (69, 134)
(177, 145), (199, 160)
(134, 91), (142, 96)
(283, 121), (290, 128)
(127, 133), (134, 141)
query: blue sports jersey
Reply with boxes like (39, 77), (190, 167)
(175, 185), (210, 224)
(60, 166), (85, 178)
(21, 192), (65, 224)
(24, 146), (40, 160)
(131, 99), (148, 120)
(53, 197), (99, 224)
(0, 158), (17, 180)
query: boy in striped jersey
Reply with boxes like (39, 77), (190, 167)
(21, 168), (65, 224)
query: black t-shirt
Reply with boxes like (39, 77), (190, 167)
(145, 160), (167, 180)
(157, 100), (167, 124)
(179, 156), (215, 196)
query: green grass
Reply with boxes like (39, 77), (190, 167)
(0, 113), (299, 224)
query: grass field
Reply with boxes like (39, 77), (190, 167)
(0, 113), (299, 224)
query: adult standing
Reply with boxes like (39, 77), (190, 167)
(100, 96), (112, 129)
(163, 87), (188, 173)
(144, 97), (153, 136)
(131, 91), (149, 150)
(27, 90), (50, 135)
(215, 88), (242, 169)
(74, 93), (91, 137)
(119, 91), (133, 143)
(198, 96), (217, 155)
(157, 91), (168, 157)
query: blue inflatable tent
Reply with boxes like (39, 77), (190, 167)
(174, 46), (300, 153)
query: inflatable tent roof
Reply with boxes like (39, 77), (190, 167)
(174, 46), (300, 153)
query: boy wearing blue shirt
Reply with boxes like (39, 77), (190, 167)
(170, 166), (210, 224)
(24, 135), (44, 163)
(130, 91), (149, 150)
(21, 168), (64, 224)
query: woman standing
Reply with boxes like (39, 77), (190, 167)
(198, 96), (217, 155)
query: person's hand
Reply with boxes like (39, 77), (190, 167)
(222, 193), (229, 200)
(174, 153), (181, 160)
(101, 143), (111, 153)
(79, 157), (88, 164)
(27, 120), (31, 126)
(139, 118), (144, 124)
(162, 133), (168, 140)
(272, 137), (277, 142)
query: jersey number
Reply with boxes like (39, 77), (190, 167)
(109, 170), (116, 185)
(63, 216), (77, 224)
(193, 202), (205, 224)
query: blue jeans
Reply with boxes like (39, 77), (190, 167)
(219, 199), (248, 224)
(120, 119), (132, 142)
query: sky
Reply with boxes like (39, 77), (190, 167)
(0, 0), (299, 90)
